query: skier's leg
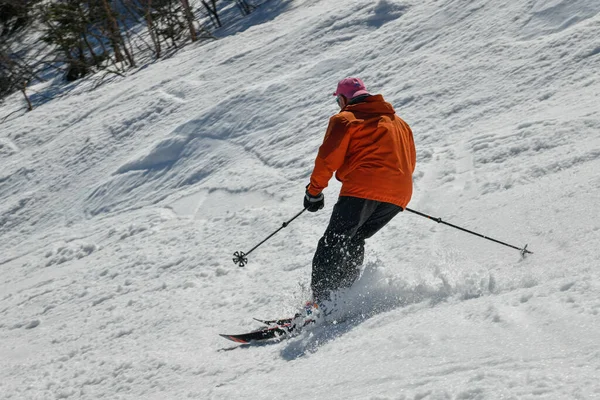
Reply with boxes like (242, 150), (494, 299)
(336, 202), (403, 289)
(355, 202), (403, 240)
(338, 236), (364, 287)
(311, 197), (378, 302)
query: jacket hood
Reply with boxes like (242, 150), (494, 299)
(343, 94), (396, 115)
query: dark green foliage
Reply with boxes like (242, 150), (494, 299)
(40, 0), (135, 81)
(0, 0), (260, 105)
(0, 1), (41, 103)
(0, 1), (35, 37)
(40, 1), (96, 81)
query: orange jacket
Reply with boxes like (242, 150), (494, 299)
(308, 94), (416, 209)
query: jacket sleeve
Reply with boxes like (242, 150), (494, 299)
(308, 115), (351, 196)
(406, 122), (416, 173)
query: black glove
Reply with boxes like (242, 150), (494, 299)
(304, 189), (324, 212)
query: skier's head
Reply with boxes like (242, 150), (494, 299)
(333, 77), (369, 108)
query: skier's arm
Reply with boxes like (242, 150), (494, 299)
(307, 115), (351, 195)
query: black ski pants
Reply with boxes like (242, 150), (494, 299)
(311, 196), (403, 302)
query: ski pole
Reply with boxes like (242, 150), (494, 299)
(405, 208), (533, 257)
(233, 208), (307, 267)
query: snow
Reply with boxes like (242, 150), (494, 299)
(1, 0), (600, 398)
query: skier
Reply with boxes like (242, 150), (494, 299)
(304, 77), (417, 306)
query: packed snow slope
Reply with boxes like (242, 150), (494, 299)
(1, 0), (600, 398)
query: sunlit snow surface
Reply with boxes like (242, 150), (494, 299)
(1, 0), (600, 398)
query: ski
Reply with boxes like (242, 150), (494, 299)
(253, 317), (294, 326)
(221, 303), (320, 344)
(219, 324), (292, 344)
(220, 315), (319, 344)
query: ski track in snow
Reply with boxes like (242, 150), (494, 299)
(1, 0), (600, 398)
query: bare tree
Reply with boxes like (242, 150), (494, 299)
(180, 0), (197, 42)
(2, 0), (244, 105)
(202, 0), (221, 29)
(99, 0), (131, 64)
(144, 0), (162, 57)
(234, 0), (257, 16)
(0, 48), (38, 109)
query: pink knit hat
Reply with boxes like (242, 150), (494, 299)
(333, 77), (369, 99)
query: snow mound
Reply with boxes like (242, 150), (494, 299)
(116, 135), (191, 174)
(522, 0), (600, 38)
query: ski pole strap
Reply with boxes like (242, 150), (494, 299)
(405, 208), (533, 256)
